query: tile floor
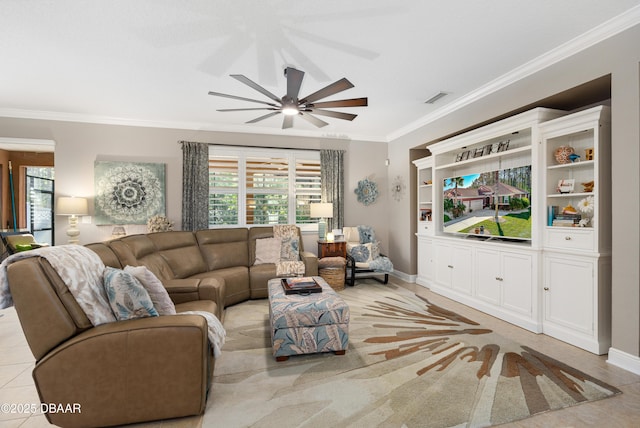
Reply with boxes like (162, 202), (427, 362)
(1, 279), (639, 427)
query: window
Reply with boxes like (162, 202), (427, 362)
(208, 147), (321, 229)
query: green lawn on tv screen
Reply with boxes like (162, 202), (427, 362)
(459, 211), (531, 239)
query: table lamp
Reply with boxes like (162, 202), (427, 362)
(57, 197), (89, 244)
(310, 202), (333, 239)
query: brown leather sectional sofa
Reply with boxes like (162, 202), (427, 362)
(6, 226), (317, 427)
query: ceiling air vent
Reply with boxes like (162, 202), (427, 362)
(424, 91), (448, 104)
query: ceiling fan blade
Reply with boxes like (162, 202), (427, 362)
(208, 91), (278, 107)
(246, 111), (281, 124)
(299, 78), (354, 104)
(285, 67), (305, 100)
(308, 97), (368, 108)
(230, 74), (282, 104)
(299, 112), (329, 128)
(217, 108), (276, 112)
(306, 108), (357, 121)
(282, 115), (294, 129)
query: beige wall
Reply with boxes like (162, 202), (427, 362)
(388, 24), (640, 359)
(0, 118), (389, 253)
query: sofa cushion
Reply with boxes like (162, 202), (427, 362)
(124, 265), (176, 315)
(148, 232), (208, 279)
(254, 237), (282, 265)
(109, 237), (175, 281)
(196, 228), (249, 270)
(103, 267), (159, 321)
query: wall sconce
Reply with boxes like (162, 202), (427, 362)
(57, 197), (88, 244)
(310, 202), (333, 239)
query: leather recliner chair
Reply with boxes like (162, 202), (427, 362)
(6, 255), (222, 427)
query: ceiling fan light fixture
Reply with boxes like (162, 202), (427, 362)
(282, 106), (299, 116)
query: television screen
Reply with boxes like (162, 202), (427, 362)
(443, 165), (532, 241)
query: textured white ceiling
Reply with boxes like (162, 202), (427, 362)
(1, 0), (639, 142)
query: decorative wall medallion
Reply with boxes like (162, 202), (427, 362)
(94, 161), (166, 225)
(391, 175), (405, 202)
(355, 178), (378, 206)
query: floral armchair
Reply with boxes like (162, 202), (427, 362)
(343, 226), (393, 286)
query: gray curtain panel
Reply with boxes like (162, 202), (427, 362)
(320, 149), (345, 231)
(181, 141), (209, 231)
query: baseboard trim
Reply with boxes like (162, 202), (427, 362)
(607, 347), (640, 375)
(390, 270), (415, 284)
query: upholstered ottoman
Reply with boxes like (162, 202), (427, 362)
(268, 276), (349, 361)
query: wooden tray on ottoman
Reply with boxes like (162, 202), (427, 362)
(281, 277), (322, 295)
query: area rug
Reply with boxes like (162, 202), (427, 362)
(204, 280), (620, 427)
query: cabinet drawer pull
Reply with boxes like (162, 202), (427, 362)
(564, 236), (572, 240)
(544, 287), (549, 291)
(447, 265), (453, 269)
(495, 277), (503, 281)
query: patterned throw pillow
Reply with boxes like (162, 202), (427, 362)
(280, 237), (300, 261)
(103, 267), (159, 321)
(254, 237), (282, 265)
(348, 243), (373, 263)
(358, 225), (376, 243)
(371, 240), (381, 259)
(124, 265), (176, 315)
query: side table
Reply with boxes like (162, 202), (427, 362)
(317, 240), (347, 258)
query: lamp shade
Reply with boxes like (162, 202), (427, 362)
(57, 197), (88, 216)
(310, 202), (333, 218)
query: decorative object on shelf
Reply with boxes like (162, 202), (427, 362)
(57, 196), (89, 244)
(94, 161), (166, 225)
(310, 202), (333, 239)
(354, 178), (378, 206)
(554, 145), (575, 164)
(423, 179), (432, 185)
(581, 180), (595, 192)
(561, 204), (578, 215)
(569, 153), (581, 162)
(579, 218), (590, 227)
(557, 179), (575, 194)
(577, 195), (595, 215)
(455, 150), (470, 162)
(420, 209), (432, 221)
(390, 176), (405, 202)
(496, 140), (510, 152)
(585, 147), (594, 160)
(147, 215), (173, 233)
(111, 226), (127, 239)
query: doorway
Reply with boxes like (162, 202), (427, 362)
(26, 167), (54, 245)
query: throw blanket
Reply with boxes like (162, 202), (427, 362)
(0, 246), (225, 357)
(0, 246), (116, 325)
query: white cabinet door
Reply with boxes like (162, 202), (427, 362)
(502, 252), (533, 316)
(435, 244), (453, 288)
(475, 249), (532, 315)
(417, 237), (434, 285)
(476, 249), (501, 306)
(450, 246), (473, 294)
(544, 256), (594, 335)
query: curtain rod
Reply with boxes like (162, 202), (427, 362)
(179, 141), (344, 153)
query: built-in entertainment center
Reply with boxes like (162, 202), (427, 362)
(413, 105), (611, 354)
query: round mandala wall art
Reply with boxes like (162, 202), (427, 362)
(355, 178), (378, 206)
(94, 161), (166, 225)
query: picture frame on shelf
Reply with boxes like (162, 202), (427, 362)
(473, 147), (485, 158)
(557, 179), (575, 194)
(483, 144), (493, 155)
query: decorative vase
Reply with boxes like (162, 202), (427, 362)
(554, 146), (575, 164)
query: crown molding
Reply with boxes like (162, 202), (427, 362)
(387, 4), (640, 142)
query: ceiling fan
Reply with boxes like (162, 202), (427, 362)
(208, 67), (367, 129)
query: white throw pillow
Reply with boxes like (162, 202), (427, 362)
(124, 265), (176, 315)
(254, 237), (282, 265)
